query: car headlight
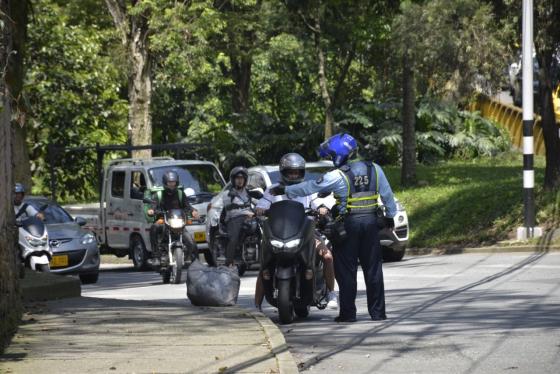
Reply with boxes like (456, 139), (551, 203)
(284, 239), (301, 249)
(270, 240), (284, 248)
(80, 233), (96, 245)
(27, 235), (47, 247)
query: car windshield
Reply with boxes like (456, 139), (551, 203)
(26, 201), (73, 224)
(268, 166), (333, 185)
(148, 164), (225, 198)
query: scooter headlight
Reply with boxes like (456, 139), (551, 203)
(284, 239), (301, 249)
(26, 235), (47, 247)
(270, 240), (284, 249)
(80, 233), (96, 245)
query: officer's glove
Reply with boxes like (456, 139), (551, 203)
(269, 184), (286, 196)
(384, 217), (395, 229)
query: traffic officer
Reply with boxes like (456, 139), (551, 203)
(270, 133), (397, 322)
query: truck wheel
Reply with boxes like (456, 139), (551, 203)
(278, 279), (294, 324)
(130, 235), (149, 271)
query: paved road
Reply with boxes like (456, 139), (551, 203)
(84, 252), (560, 373)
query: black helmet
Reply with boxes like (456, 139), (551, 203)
(279, 153), (305, 185)
(229, 166), (248, 186)
(162, 170), (179, 192)
(14, 183), (25, 194)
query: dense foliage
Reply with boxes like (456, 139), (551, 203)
(24, 0), (518, 201)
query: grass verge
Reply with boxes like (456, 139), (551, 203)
(384, 152), (559, 248)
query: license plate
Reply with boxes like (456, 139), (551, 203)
(50, 255), (69, 268)
(194, 231), (206, 243)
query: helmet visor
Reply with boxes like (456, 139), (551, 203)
(317, 140), (333, 160)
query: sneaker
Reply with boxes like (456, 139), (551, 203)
(326, 291), (339, 310)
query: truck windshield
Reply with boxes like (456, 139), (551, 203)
(149, 164), (225, 198)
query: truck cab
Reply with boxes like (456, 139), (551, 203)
(94, 157), (225, 269)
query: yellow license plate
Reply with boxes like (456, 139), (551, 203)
(194, 231), (206, 243)
(50, 255), (69, 268)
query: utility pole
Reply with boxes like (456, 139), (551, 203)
(517, 0), (542, 240)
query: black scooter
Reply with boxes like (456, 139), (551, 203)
(259, 200), (327, 324)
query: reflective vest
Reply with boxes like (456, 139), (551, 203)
(337, 160), (379, 214)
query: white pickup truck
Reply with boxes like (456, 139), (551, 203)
(64, 157), (226, 270)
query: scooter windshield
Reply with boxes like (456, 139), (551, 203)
(268, 200), (305, 240)
(167, 209), (185, 219)
(22, 216), (46, 237)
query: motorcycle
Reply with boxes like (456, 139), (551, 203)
(16, 206), (51, 275)
(259, 199), (328, 324)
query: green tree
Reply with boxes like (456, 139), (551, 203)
(392, 0), (510, 186)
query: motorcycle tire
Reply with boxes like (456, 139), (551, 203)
(238, 263), (247, 277)
(36, 263), (50, 273)
(170, 247), (184, 284)
(277, 279), (294, 324)
(162, 268), (171, 284)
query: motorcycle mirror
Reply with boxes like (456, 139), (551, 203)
(184, 187), (196, 197)
(248, 188), (264, 199)
(75, 217), (87, 226)
(15, 221), (23, 228)
(143, 197), (155, 204)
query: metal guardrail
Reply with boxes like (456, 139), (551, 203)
(471, 89), (560, 156)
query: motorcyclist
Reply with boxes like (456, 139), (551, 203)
(254, 153), (339, 311)
(144, 171), (199, 267)
(270, 133), (397, 323)
(13, 183), (44, 220)
(222, 166), (254, 268)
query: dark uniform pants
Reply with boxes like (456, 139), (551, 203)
(150, 223), (198, 259)
(333, 214), (386, 320)
(225, 215), (247, 266)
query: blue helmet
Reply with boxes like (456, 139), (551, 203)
(317, 133), (358, 167)
(14, 183), (25, 194)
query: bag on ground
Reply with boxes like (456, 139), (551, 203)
(186, 260), (240, 306)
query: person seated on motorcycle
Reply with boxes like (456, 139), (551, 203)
(145, 171), (199, 267)
(254, 153), (339, 311)
(13, 183), (44, 221)
(223, 166), (255, 268)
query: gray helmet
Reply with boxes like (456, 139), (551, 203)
(279, 153), (305, 185)
(162, 170), (179, 191)
(14, 183), (25, 194)
(229, 166), (248, 186)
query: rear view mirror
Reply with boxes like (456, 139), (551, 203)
(143, 197), (155, 204)
(75, 217), (87, 226)
(249, 188), (264, 200)
(39, 203), (49, 212)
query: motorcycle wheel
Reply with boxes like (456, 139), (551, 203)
(170, 247), (184, 284)
(277, 279), (294, 324)
(162, 268), (171, 284)
(238, 263), (247, 277)
(37, 263), (50, 273)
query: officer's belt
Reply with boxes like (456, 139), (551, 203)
(225, 203), (251, 211)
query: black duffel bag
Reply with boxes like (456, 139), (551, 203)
(186, 260), (240, 307)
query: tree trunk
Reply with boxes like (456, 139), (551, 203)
(313, 8), (334, 141)
(1, 0), (21, 353)
(231, 56), (252, 114)
(105, 0), (152, 159)
(401, 51), (417, 186)
(127, 16), (152, 159)
(5, 0), (31, 188)
(537, 51), (560, 190)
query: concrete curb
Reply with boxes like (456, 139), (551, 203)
(245, 309), (299, 374)
(407, 245), (560, 256)
(20, 269), (81, 302)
